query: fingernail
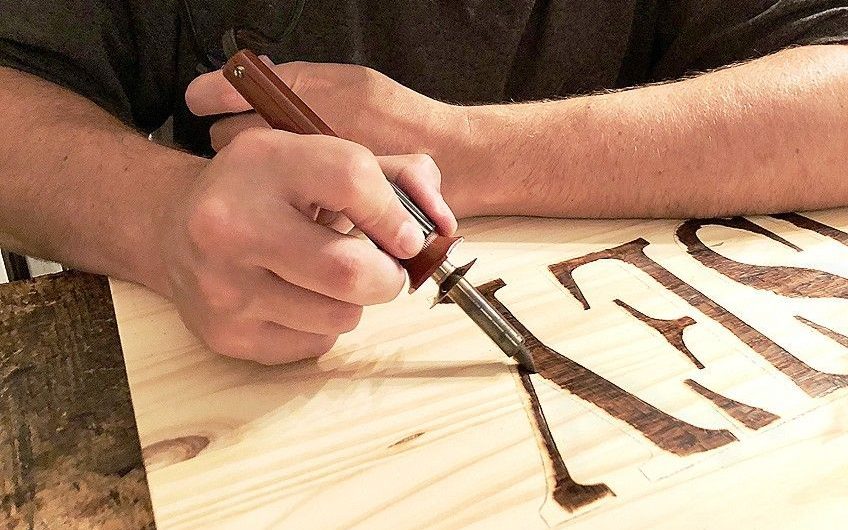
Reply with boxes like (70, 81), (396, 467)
(399, 221), (425, 256)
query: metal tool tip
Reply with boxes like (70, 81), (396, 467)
(513, 343), (537, 374)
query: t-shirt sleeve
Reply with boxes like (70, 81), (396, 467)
(0, 1), (175, 132)
(653, 1), (848, 80)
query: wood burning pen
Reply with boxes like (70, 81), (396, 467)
(222, 49), (536, 373)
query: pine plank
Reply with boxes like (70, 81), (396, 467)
(114, 211), (848, 529)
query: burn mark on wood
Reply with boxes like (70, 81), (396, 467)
(616, 299), (781, 430)
(477, 279), (736, 456)
(551, 238), (848, 398)
(387, 431), (425, 449)
(142, 435), (211, 471)
(772, 213), (848, 246)
(795, 316), (848, 349)
(684, 380), (779, 430)
(517, 369), (613, 511)
(676, 217), (848, 299)
(613, 299), (704, 369)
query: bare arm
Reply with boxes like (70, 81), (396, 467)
(196, 45), (848, 219)
(440, 45), (848, 218)
(0, 66), (455, 363)
(0, 66), (200, 293)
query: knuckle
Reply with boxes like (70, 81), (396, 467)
(187, 196), (251, 251)
(331, 253), (370, 299)
(203, 325), (255, 360)
(195, 273), (245, 314)
(335, 146), (378, 196)
(393, 153), (441, 190)
(228, 127), (278, 159)
(326, 303), (363, 333)
(329, 249), (402, 304)
(306, 335), (339, 357)
(277, 62), (312, 92)
(410, 153), (440, 180)
(353, 195), (392, 233)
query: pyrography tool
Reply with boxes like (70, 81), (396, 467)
(222, 49), (536, 373)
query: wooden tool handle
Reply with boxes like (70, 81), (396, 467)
(223, 50), (334, 136)
(222, 49), (459, 292)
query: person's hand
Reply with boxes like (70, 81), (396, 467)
(155, 128), (457, 364)
(185, 59), (461, 155)
(185, 59), (479, 217)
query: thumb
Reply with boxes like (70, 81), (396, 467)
(185, 56), (303, 116)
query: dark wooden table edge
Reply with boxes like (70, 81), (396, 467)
(1, 271), (155, 529)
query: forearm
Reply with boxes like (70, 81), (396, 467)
(433, 45), (848, 218)
(0, 67), (203, 292)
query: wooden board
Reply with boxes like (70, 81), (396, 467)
(113, 210), (848, 529)
(0, 272), (154, 529)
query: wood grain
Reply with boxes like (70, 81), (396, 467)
(677, 217), (848, 298)
(477, 279), (737, 457)
(0, 272), (153, 529)
(516, 369), (613, 511)
(114, 210), (848, 529)
(683, 380), (779, 430)
(613, 299), (702, 368)
(553, 238), (848, 398)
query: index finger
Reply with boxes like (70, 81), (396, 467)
(314, 143), (428, 260)
(232, 130), (428, 260)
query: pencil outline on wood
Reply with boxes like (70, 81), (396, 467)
(676, 217), (848, 299)
(460, 279), (738, 513)
(552, 238), (848, 398)
(608, 299), (783, 429)
(683, 380), (779, 430)
(442, 214), (848, 515)
(613, 299), (704, 369)
(517, 368), (614, 512)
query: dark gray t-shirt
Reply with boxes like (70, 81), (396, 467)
(2, 1), (847, 154)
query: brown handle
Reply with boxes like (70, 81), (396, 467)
(223, 50), (335, 136)
(222, 49), (459, 292)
